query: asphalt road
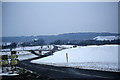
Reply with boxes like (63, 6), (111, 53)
(17, 46), (120, 80)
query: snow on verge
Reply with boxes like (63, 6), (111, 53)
(0, 51), (38, 61)
(31, 45), (119, 72)
(0, 73), (19, 76)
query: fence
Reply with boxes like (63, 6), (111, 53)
(0, 51), (19, 73)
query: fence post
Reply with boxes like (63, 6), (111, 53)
(66, 53), (68, 63)
(11, 51), (18, 74)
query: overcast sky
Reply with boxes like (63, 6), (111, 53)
(2, 2), (118, 37)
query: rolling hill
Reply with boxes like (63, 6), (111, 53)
(2, 32), (120, 44)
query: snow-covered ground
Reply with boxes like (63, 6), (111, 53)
(31, 45), (119, 72)
(0, 51), (38, 61)
(0, 45), (53, 76)
(0, 72), (19, 76)
(0, 45), (53, 61)
(93, 36), (120, 41)
(17, 51), (38, 61)
(0, 66), (33, 76)
(56, 45), (75, 50)
(56, 45), (74, 48)
(0, 66), (19, 76)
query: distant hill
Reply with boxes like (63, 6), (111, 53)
(2, 32), (120, 44)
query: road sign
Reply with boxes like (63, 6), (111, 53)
(11, 55), (18, 59)
(0, 60), (8, 65)
(10, 59), (19, 66)
(0, 55), (8, 60)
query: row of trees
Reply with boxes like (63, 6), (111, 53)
(2, 43), (17, 50)
(2, 39), (45, 49)
(50, 39), (120, 46)
(2, 38), (120, 49)
(20, 39), (45, 47)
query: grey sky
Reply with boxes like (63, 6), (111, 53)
(2, 2), (118, 37)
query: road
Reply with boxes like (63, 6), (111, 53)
(17, 46), (120, 80)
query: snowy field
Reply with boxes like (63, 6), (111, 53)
(93, 36), (120, 41)
(31, 45), (119, 72)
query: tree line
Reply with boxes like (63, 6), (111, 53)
(2, 38), (120, 49)
(50, 39), (120, 46)
(2, 39), (45, 49)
